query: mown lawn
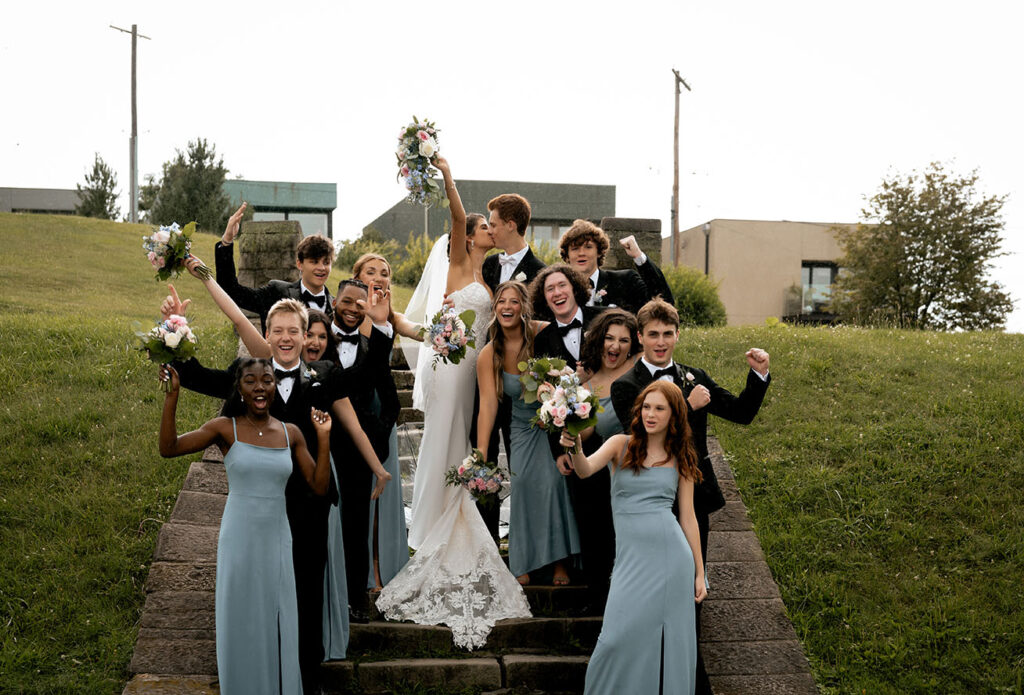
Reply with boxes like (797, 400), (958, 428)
(1, 213), (1021, 693)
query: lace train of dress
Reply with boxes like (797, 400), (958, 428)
(376, 282), (531, 649)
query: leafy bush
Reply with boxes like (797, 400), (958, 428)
(662, 265), (727, 327)
(334, 227), (399, 272)
(530, 240), (562, 266)
(394, 228), (440, 286)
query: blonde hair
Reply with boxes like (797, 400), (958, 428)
(266, 298), (309, 331)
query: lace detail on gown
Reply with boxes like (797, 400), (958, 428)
(377, 282), (532, 650)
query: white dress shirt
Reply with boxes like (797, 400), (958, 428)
(586, 269), (601, 306)
(331, 324), (361, 369)
(498, 246), (529, 284)
(299, 281), (328, 311)
(272, 358), (299, 402)
(641, 357), (677, 383)
(557, 307), (584, 362)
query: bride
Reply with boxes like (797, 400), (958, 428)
(376, 156), (531, 649)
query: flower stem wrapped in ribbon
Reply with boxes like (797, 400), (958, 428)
(395, 116), (449, 209)
(134, 314), (198, 391)
(518, 356), (603, 454)
(424, 307), (475, 368)
(444, 448), (508, 507)
(142, 221), (212, 281)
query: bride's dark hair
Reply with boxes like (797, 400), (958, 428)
(446, 213), (486, 259)
(487, 281), (535, 400)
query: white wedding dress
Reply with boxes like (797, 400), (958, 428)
(377, 249), (531, 650)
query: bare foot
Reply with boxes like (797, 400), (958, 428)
(517, 573), (530, 586)
(553, 562), (570, 586)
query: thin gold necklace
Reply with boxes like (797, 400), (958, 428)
(244, 414), (268, 437)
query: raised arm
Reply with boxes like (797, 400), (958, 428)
(475, 343), (499, 453)
(159, 365), (227, 457)
(185, 255), (272, 358)
(678, 475), (707, 603)
(433, 156), (467, 266)
(330, 397), (392, 499)
(288, 411), (333, 496)
(559, 432), (628, 478)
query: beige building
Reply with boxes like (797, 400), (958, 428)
(662, 219), (853, 326)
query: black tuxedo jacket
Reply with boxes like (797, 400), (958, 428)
(610, 360), (770, 515)
(172, 356), (339, 504)
(482, 247), (547, 294)
(592, 259), (674, 314)
(531, 305), (607, 371)
(214, 241), (334, 334)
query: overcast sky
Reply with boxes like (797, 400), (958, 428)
(4, 1), (1022, 331)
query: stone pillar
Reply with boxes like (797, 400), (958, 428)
(599, 217), (663, 270)
(236, 220), (303, 288)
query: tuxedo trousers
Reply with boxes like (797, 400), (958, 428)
(284, 489), (331, 689)
(566, 468), (615, 614)
(339, 452), (373, 613)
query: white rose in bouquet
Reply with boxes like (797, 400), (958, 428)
(418, 138), (437, 158)
(164, 331), (182, 349)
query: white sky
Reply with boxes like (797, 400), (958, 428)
(4, 1), (1022, 331)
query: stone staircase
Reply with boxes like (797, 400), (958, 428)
(123, 366), (818, 694)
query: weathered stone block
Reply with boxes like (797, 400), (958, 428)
(236, 220), (302, 288)
(183, 461), (227, 496)
(599, 217), (662, 270)
(701, 599), (798, 642)
(154, 523), (219, 563)
(128, 635), (218, 675)
(145, 561), (217, 594)
(701, 640), (813, 676)
(503, 654), (589, 691)
(710, 673), (820, 695)
(170, 491), (226, 527)
(348, 622), (455, 656)
(122, 673), (220, 695)
(356, 657), (502, 693)
(704, 561), (781, 600)
(707, 531), (765, 563)
(711, 501), (753, 531)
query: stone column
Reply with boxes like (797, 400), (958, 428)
(236, 220), (303, 288)
(598, 217), (663, 269)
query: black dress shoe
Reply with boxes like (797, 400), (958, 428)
(349, 607), (370, 624)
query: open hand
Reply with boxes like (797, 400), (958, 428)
(160, 284), (192, 320)
(746, 348), (769, 376)
(357, 287), (392, 325)
(310, 408), (332, 435)
(371, 469), (393, 500)
(222, 202), (247, 244)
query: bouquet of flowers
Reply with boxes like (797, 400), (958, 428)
(142, 221), (212, 281)
(395, 117), (449, 208)
(425, 307), (476, 368)
(135, 314), (198, 390)
(444, 448), (508, 506)
(518, 356), (602, 453)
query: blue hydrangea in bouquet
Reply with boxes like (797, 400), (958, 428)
(518, 356), (602, 453)
(134, 314), (198, 391)
(142, 221), (212, 281)
(444, 448), (508, 507)
(426, 306), (476, 368)
(395, 116), (449, 208)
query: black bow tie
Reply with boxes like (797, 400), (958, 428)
(301, 290), (326, 308)
(274, 367), (301, 381)
(557, 318), (583, 336)
(335, 332), (360, 345)
(652, 366), (678, 381)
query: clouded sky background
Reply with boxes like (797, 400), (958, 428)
(4, 1), (1022, 330)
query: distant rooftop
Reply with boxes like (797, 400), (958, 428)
(0, 187), (79, 214)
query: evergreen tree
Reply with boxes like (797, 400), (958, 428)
(75, 153), (121, 220)
(142, 139), (231, 234)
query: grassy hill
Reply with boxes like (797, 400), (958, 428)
(1, 213), (1022, 693)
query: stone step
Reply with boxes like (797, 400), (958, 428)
(368, 584), (589, 622)
(393, 369), (415, 390)
(397, 389), (413, 408)
(398, 407), (424, 425)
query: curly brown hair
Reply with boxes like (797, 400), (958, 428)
(487, 194), (531, 235)
(621, 381), (701, 482)
(558, 219), (610, 267)
(579, 309), (640, 374)
(296, 234), (334, 262)
(529, 263), (591, 321)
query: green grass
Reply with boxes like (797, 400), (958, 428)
(1, 213), (1022, 693)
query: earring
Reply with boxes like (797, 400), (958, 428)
(470, 239), (476, 250)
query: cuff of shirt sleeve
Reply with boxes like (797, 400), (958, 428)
(632, 252), (648, 266)
(752, 368), (769, 381)
(373, 322), (394, 338)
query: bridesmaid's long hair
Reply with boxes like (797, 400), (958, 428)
(351, 253), (396, 324)
(307, 309), (339, 365)
(487, 281), (536, 400)
(220, 357), (275, 418)
(622, 381), (701, 482)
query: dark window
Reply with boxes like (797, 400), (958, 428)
(801, 262), (837, 313)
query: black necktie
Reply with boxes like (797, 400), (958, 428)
(557, 318), (583, 336)
(652, 366), (677, 381)
(274, 367), (300, 381)
(336, 333), (360, 345)
(301, 290), (326, 308)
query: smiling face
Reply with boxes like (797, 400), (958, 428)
(303, 320), (329, 362)
(640, 389), (671, 436)
(567, 240), (600, 277)
(601, 323), (632, 371)
(355, 258), (391, 294)
(638, 319), (679, 367)
(239, 363), (276, 415)
(494, 286), (524, 329)
(332, 284), (367, 331)
(543, 271), (578, 324)
(297, 254), (332, 293)
(265, 311), (305, 368)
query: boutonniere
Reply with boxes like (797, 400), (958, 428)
(305, 367), (322, 386)
(514, 271), (527, 283)
(592, 288), (609, 305)
(683, 371), (696, 387)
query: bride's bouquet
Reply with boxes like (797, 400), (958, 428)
(395, 117), (449, 209)
(425, 307), (476, 368)
(444, 448), (508, 506)
(518, 356), (602, 453)
(134, 314), (198, 391)
(142, 221), (212, 281)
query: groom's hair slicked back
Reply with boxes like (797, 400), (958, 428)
(487, 194), (532, 235)
(636, 297), (679, 332)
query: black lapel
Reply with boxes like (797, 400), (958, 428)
(513, 248), (534, 279)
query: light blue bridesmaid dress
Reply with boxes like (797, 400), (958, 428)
(367, 408), (409, 589)
(583, 465), (697, 695)
(322, 453), (349, 660)
(593, 395), (623, 442)
(503, 372), (580, 578)
(217, 419), (303, 694)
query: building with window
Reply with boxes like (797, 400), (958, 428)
(222, 180), (337, 239)
(364, 180), (615, 247)
(663, 219), (852, 326)
(0, 187), (79, 215)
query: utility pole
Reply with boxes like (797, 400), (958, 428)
(110, 24), (151, 224)
(671, 69), (691, 266)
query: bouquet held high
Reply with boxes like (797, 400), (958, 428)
(135, 314), (198, 391)
(141, 221), (212, 281)
(395, 117), (449, 208)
